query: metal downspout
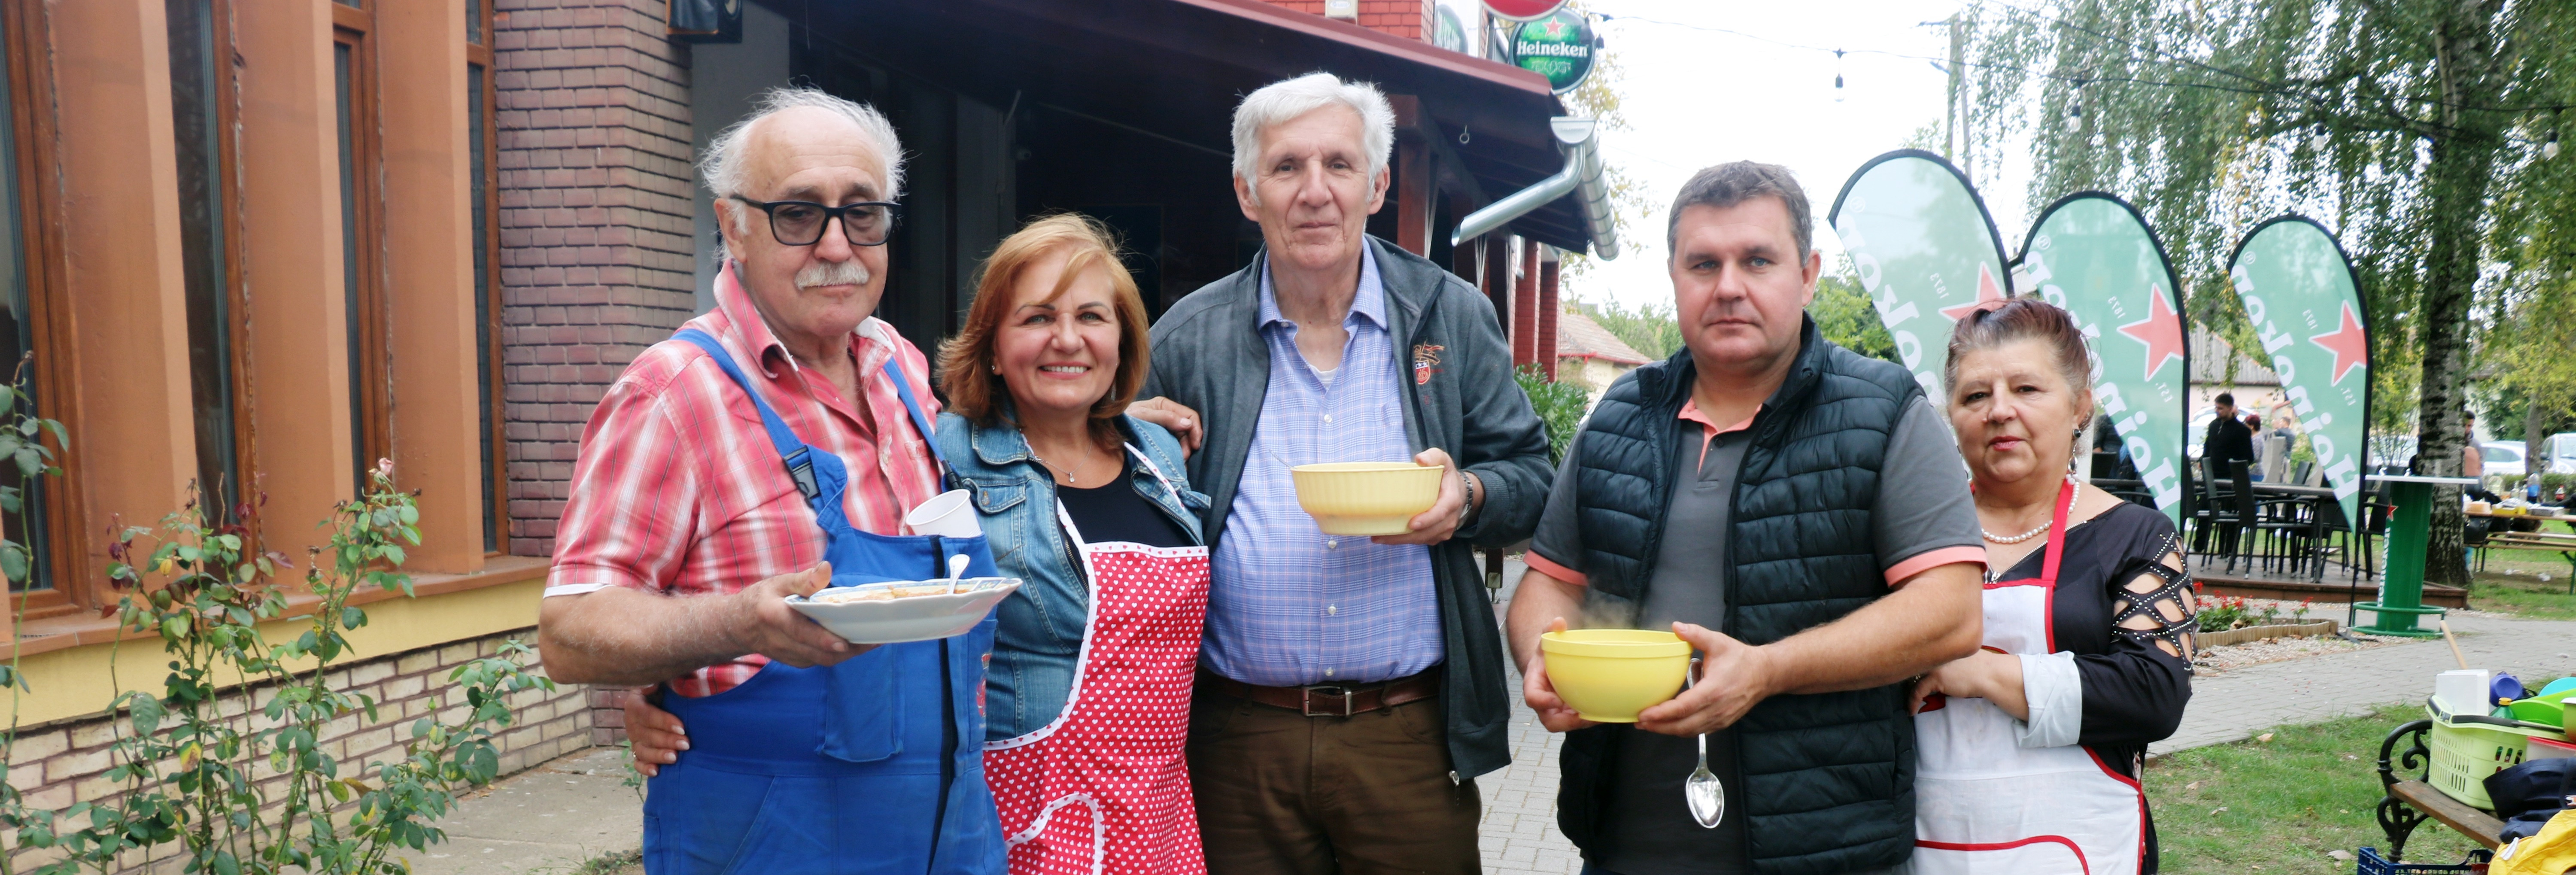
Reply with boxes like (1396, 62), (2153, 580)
(1449, 116), (1620, 260)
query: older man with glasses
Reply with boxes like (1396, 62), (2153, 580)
(538, 87), (1004, 875)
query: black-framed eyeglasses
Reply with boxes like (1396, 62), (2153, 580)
(730, 196), (902, 247)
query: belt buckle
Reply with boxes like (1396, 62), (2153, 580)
(1300, 685), (1355, 717)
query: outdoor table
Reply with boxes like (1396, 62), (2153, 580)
(2354, 475), (2482, 638)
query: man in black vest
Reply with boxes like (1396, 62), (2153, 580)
(1505, 161), (1987, 875)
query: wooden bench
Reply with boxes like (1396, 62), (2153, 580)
(2376, 720), (2504, 865)
(2474, 532), (2576, 588)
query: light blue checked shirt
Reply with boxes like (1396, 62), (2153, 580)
(1200, 247), (1443, 688)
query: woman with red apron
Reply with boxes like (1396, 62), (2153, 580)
(1916, 299), (2197, 875)
(981, 446), (1211, 875)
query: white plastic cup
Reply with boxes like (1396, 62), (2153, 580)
(905, 489), (981, 538)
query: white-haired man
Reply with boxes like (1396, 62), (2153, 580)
(1139, 72), (1554, 874)
(538, 88), (1005, 875)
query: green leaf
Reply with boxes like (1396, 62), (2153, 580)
(1, 544), (29, 584)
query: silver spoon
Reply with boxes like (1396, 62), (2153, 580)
(945, 553), (970, 595)
(1683, 656), (1725, 829)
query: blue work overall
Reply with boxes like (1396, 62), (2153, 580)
(643, 329), (1004, 875)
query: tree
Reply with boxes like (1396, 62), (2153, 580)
(1571, 296), (1683, 361)
(1812, 273), (1899, 363)
(1959, 0), (2576, 586)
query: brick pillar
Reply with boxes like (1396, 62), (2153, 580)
(1537, 255), (1561, 381)
(495, 0), (698, 558)
(1511, 240), (1540, 368)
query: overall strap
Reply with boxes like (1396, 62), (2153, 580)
(880, 355), (954, 472)
(671, 328), (823, 501)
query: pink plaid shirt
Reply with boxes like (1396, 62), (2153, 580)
(544, 263), (944, 697)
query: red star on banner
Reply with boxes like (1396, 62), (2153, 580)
(2309, 301), (2368, 386)
(1937, 263), (2009, 322)
(2116, 286), (2186, 381)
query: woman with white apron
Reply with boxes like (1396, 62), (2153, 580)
(1911, 299), (2197, 875)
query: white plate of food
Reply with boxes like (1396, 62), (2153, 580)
(784, 577), (1021, 644)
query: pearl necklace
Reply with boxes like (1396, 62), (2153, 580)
(1980, 474), (2078, 544)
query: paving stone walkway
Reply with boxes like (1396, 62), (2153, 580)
(417, 561), (2576, 874)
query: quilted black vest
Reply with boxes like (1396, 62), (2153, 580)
(1555, 319), (1927, 875)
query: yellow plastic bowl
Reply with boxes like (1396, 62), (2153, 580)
(1289, 462), (1443, 535)
(1540, 629), (1691, 723)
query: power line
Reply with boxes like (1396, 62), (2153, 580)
(1592, 7), (2573, 130)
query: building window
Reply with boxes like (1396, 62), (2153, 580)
(0, 0), (74, 614)
(168, 0), (249, 520)
(469, 0), (504, 553)
(334, 3), (386, 494)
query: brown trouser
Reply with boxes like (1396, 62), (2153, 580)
(1185, 684), (1482, 875)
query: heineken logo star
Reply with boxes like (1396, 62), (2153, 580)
(1937, 263), (2009, 322)
(1542, 20), (1566, 37)
(2117, 286), (2185, 380)
(2309, 301), (2368, 386)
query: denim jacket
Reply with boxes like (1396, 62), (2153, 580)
(936, 410), (1208, 742)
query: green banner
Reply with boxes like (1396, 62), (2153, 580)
(1826, 150), (2011, 402)
(2227, 217), (2372, 525)
(2014, 194), (2190, 523)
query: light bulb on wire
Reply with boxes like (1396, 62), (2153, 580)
(2549, 113), (2564, 159)
(1834, 49), (1846, 102)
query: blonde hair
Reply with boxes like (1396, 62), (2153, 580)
(938, 215), (1151, 450)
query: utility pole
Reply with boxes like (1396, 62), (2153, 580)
(1945, 13), (1963, 162)
(1947, 13), (1970, 180)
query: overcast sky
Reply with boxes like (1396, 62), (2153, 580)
(1540, 0), (2036, 311)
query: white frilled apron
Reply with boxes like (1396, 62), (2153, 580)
(1912, 479), (2147, 875)
(981, 446), (1212, 875)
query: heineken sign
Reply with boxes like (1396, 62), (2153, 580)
(2228, 217), (2372, 526)
(1826, 150), (2013, 401)
(1512, 10), (1597, 94)
(2015, 193), (2191, 522)
(1484, 0), (1567, 21)
(1432, 5), (1468, 54)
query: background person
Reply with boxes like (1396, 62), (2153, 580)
(537, 88), (1004, 875)
(626, 215), (1215, 875)
(1908, 298), (2196, 875)
(1505, 161), (1987, 875)
(1138, 72), (1554, 874)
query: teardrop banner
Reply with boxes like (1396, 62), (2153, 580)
(2227, 216), (2372, 527)
(2014, 193), (2191, 523)
(1826, 150), (2011, 402)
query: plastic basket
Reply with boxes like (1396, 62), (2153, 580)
(2356, 846), (2486, 873)
(2424, 699), (2564, 809)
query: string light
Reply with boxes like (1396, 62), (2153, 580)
(2549, 111), (2564, 160)
(1834, 49), (1846, 101)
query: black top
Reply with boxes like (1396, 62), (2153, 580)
(1991, 499), (2195, 873)
(2202, 415), (2254, 471)
(1054, 456), (1195, 550)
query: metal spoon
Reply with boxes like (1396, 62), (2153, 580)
(1683, 657), (1725, 829)
(945, 553), (970, 595)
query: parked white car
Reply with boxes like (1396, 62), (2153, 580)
(2481, 441), (2526, 478)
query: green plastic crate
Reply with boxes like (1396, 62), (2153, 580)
(2424, 698), (2564, 809)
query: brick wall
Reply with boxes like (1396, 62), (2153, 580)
(3, 630), (595, 874)
(495, 0), (699, 557)
(1261, 0), (1429, 39)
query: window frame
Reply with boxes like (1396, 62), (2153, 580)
(169, 0), (258, 537)
(333, 2), (389, 494)
(468, 0), (505, 556)
(3, 0), (84, 619)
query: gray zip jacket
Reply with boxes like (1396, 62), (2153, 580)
(1141, 235), (1552, 782)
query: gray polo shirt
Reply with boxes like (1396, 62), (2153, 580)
(1527, 397), (1982, 875)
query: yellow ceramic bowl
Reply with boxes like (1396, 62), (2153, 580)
(1289, 462), (1443, 535)
(1539, 629), (1691, 723)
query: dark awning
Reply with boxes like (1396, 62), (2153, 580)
(769, 0), (1592, 253)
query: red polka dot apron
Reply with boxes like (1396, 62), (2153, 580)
(1913, 478), (2147, 875)
(982, 446), (1211, 875)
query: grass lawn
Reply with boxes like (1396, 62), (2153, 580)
(2149, 703), (2490, 873)
(2467, 547), (2576, 619)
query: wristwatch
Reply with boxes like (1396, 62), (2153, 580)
(1458, 471), (1482, 529)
